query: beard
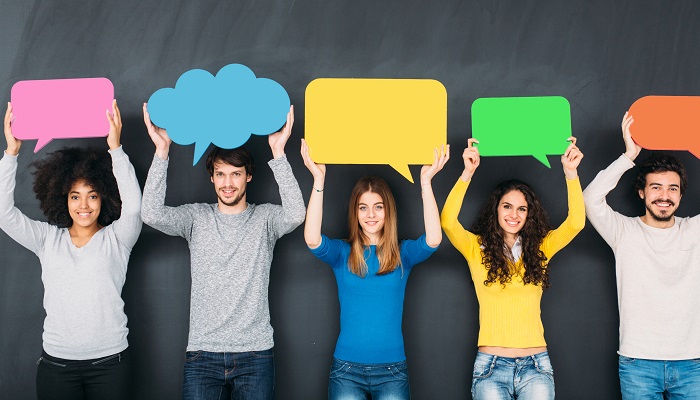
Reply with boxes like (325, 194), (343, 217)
(218, 188), (246, 207)
(645, 199), (676, 222)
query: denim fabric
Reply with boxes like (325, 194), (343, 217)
(471, 351), (554, 400)
(328, 357), (410, 400)
(182, 349), (274, 400)
(35, 348), (132, 400)
(619, 355), (700, 399)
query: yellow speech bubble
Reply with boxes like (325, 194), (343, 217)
(305, 78), (447, 183)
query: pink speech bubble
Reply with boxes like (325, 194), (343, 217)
(11, 78), (114, 152)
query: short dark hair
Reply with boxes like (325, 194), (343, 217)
(634, 152), (687, 195)
(205, 147), (255, 177)
(31, 147), (121, 228)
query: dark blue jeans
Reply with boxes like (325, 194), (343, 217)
(183, 349), (275, 400)
(35, 348), (132, 400)
(328, 357), (410, 400)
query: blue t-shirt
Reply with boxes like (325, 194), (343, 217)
(310, 234), (437, 364)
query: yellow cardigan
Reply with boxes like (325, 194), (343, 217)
(440, 177), (585, 348)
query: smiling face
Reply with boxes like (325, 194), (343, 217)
(211, 161), (252, 212)
(67, 179), (102, 230)
(639, 171), (682, 225)
(497, 189), (528, 242)
(357, 191), (385, 244)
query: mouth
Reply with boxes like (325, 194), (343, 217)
(504, 219), (520, 227)
(77, 212), (92, 218)
(652, 200), (674, 209)
(221, 188), (237, 197)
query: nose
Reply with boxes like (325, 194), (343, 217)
(368, 207), (376, 217)
(79, 197), (89, 209)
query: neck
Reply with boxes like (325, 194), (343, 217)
(503, 233), (517, 249)
(218, 197), (248, 215)
(364, 232), (380, 245)
(69, 223), (101, 238)
(640, 214), (675, 229)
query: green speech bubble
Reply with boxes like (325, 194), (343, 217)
(471, 96), (572, 168)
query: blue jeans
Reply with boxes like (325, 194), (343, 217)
(619, 355), (700, 399)
(182, 349), (275, 400)
(328, 357), (410, 400)
(471, 351), (555, 400)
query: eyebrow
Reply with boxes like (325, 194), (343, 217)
(648, 183), (680, 187)
(359, 202), (384, 206)
(501, 202), (527, 208)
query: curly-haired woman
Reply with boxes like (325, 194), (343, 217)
(440, 138), (584, 400)
(301, 139), (448, 400)
(0, 101), (141, 400)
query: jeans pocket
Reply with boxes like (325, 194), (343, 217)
(185, 351), (202, 363)
(472, 359), (494, 380)
(329, 360), (351, 379)
(619, 355), (637, 364)
(251, 349), (274, 358)
(388, 362), (409, 380)
(535, 357), (554, 377)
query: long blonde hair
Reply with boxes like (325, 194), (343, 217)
(347, 176), (401, 277)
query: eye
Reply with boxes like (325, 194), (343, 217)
(503, 204), (511, 209)
(90, 195), (99, 200)
(359, 205), (367, 211)
(216, 172), (223, 177)
(670, 187), (678, 192)
(518, 207), (527, 212)
(234, 172), (241, 177)
(375, 205), (383, 211)
(70, 195), (78, 200)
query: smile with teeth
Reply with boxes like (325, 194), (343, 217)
(653, 200), (673, 208)
(505, 220), (520, 227)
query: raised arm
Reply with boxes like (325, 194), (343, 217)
(301, 138), (326, 249)
(419, 145), (449, 248)
(140, 103), (195, 238)
(105, 100), (142, 248)
(542, 137), (585, 256)
(0, 103), (50, 253)
(440, 139), (479, 251)
(582, 114), (637, 246)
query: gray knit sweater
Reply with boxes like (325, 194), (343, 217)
(141, 154), (305, 352)
(0, 147), (142, 360)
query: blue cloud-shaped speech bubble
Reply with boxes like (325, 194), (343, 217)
(147, 64), (290, 164)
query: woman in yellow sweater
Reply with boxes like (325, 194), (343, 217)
(440, 138), (585, 400)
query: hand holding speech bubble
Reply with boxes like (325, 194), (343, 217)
(304, 78), (447, 183)
(627, 96), (700, 158)
(10, 78), (114, 152)
(471, 96), (572, 168)
(147, 64), (290, 165)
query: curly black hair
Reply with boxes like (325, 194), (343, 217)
(634, 152), (687, 196)
(472, 179), (552, 288)
(31, 147), (121, 228)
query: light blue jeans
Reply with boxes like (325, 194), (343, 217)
(471, 351), (555, 400)
(328, 357), (410, 400)
(619, 355), (700, 399)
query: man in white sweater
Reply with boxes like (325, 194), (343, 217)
(583, 113), (700, 399)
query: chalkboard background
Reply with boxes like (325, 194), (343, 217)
(1, 1), (699, 399)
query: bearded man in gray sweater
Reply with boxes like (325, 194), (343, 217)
(140, 104), (305, 400)
(583, 112), (700, 400)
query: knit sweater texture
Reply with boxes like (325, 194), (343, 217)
(583, 154), (700, 360)
(0, 147), (142, 359)
(141, 154), (305, 352)
(441, 177), (584, 347)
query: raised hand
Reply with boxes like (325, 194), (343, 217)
(143, 102), (172, 160)
(106, 99), (122, 150)
(460, 138), (480, 181)
(3, 103), (21, 156)
(622, 112), (641, 161)
(561, 136), (583, 179)
(269, 105), (294, 159)
(420, 144), (450, 185)
(300, 138), (326, 182)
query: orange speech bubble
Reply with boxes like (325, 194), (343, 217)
(628, 96), (700, 158)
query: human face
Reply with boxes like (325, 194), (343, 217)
(497, 190), (528, 242)
(639, 171), (682, 224)
(358, 191), (385, 244)
(67, 179), (102, 230)
(211, 161), (252, 210)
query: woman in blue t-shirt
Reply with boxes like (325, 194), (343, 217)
(300, 139), (448, 399)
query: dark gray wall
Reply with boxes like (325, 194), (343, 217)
(1, 1), (699, 398)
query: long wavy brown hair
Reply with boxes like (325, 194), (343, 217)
(472, 179), (551, 288)
(347, 176), (401, 277)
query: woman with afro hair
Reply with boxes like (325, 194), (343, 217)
(0, 100), (141, 400)
(440, 138), (585, 400)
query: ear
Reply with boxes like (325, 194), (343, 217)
(638, 189), (644, 200)
(247, 174), (252, 183)
(210, 176), (214, 184)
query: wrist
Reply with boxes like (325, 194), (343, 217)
(6, 147), (19, 156)
(459, 171), (474, 182)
